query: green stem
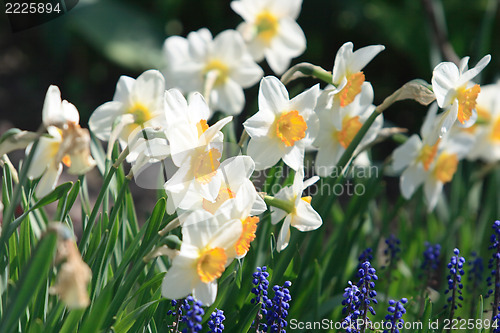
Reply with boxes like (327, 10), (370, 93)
(263, 195), (294, 214)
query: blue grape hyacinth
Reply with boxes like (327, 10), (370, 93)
(444, 248), (465, 321)
(181, 296), (205, 333)
(383, 298), (407, 333)
(266, 281), (292, 333)
(341, 281), (362, 332)
(488, 221), (500, 319)
(208, 308), (225, 333)
(251, 266), (270, 332)
(357, 261), (378, 332)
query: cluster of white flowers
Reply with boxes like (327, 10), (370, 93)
(392, 56), (492, 210)
(4, 0), (495, 311)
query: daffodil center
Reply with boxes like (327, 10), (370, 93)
(197, 247), (227, 283)
(491, 117), (500, 142)
(256, 11), (279, 44)
(202, 185), (235, 214)
(417, 141), (439, 171)
(433, 152), (458, 183)
(335, 115), (363, 149)
(339, 72), (365, 107)
(275, 110), (307, 147)
(204, 60), (230, 86)
(235, 216), (259, 257)
(193, 148), (221, 184)
(456, 84), (480, 124)
(196, 119), (209, 138)
(128, 103), (152, 125)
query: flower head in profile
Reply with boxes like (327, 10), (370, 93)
(314, 82), (383, 177)
(161, 211), (242, 306)
(231, 0), (306, 75)
(270, 167), (322, 252)
(391, 103), (473, 209)
(430, 55), (491, 141)
(88, 70), (167, 149)
(328, 42), (385, 108)
(163, 91), (233, 214)
(244, 76), (319, 171)
(163, 28), (263, 116)
(28, 86), (95, 197)
(455, 81), (500, 163)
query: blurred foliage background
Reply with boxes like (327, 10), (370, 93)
(0, 0), (499, 151)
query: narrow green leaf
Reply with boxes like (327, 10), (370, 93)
(58, 309), (86, 333)
(0, 232), (57, 333)
(79, 285), (113, 333)
(113, 300), (162, 333)
(475, 295), (483, 333)
(238, 304), (260, 333)
(418, 298), (433, 333)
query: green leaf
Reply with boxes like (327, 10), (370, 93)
(79, 285), (113, 333)
(0, 232), (58, 333)
(113, 300), (163, 333)
(238, 304), (260, 333)
(418, 298), (433, 333)
(475, 295), (483, 333)
(59, 309), (86, 333)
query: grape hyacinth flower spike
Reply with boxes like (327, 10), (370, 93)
(357, 261), (378, 333)
(487, 221), (500, 318)
(341, 281), (361, 332)
(266, 281), (292, 333)
(444, 248), (465, 323)
(383, 298), (407, 333)
(251, 266), (270, 332)
(208, 309), (225, 333)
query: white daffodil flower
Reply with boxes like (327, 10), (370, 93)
(270, 168), (322, 252)
(392, 103), (442, 199)
(423, 137), (473, 211)
(42, 85), (79, 128)
(28, 86), (95, 197)
(328, 42), (385, 108)
(430, 55), (491, 142)
(88, 70), (167, 152)
(195, 179), (263, 260)
(392, 103), (473, 206)
(161, 210), (242, 306)
(177, 155), (266, 216)
(230, 0), (306, 75)
(243, 76), (319, 171)
(163, 93), (233, 214)
(163, 29), (263, 116)
(314, 83), (383, 177)
(456, 82), (500, 163)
